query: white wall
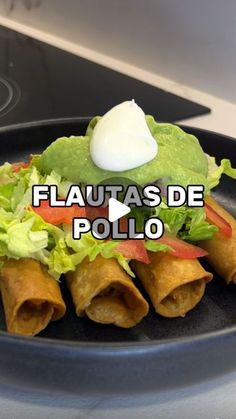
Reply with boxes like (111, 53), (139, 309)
(0, 0), (236, 103)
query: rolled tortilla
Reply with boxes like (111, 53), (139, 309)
(134, 252), (212, 318)
(66, 255), (149, 328)
(0, 258), (66, 336)
(200, 196), (236, 284)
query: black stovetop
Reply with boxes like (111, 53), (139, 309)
(0, 25), (210, 126)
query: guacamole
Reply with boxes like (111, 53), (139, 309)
(41, 115), (208, 189)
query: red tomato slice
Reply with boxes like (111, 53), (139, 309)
(116, 240), (150, 264)
(157, 234), (208, 259)
(32, 202), (112, 225)
(205, 202), (232, 238)
(32, 200), (86, 225)
(12, 161), (31, 173)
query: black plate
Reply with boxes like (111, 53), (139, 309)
(0, 118), (235, 394)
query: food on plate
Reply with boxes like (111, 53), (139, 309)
(0, 258), (66, 335)
(66, 255), (149, 327)
(0, 100), (236, 336)
(134, 252), (212, 318)
(41, 102), (210, 187)
(200, 196), (236, 284)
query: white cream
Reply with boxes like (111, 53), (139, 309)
(90, 100), (158, 171)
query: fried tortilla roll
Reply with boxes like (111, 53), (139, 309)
(200, 196), (236, 284)
(0, 258), (66, 336)
(134, 252), (212, 318)
(66, 255), (149, 328)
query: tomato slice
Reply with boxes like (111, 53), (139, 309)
(12, 161), (31, 173)
(205, 202), (232, 238)
(32, 200), (86, 225)
(116, 240), (150, 264)
(157, 234), (208, 259)
(32, 202), (113, 225)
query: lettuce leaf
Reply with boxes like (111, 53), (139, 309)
(145, 240), (171, 253)
(0, 162), (16, 184)
(7, 220), (48, 258)
(8, 164), (73, 218)
(178, 208), (218, 241)
(0, 209), (48, 258)
(158, 205), (217, 242)
(10, 166), (42, 216)
(65, 227), (135, 277)
(0, 183), (15, 210)
(0, 208), (65, 275)
(207, 155), (236, 190)
(47, 238), (78, 279)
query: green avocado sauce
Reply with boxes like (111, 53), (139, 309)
(40, 115), (208, 189)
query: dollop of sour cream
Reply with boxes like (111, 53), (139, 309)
(90, 100), (158, 171)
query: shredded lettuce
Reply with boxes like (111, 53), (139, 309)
(207, 155), (236, 190)
(0, 183), (15, 210)
(44, 170), (61, 186)
(130, 200), (217, 243)
(0, 209), (48, 258)
(7, 219), (48, 258)
(65, 227), (135, 277)
(157, 205), (218, 242)
(0, 163), (73, 217)
(178, 208), (218, 241)
(145, 240), (171, 253)
(0, 162), (16, 184)
(10, 166), (42, 215)
(47, 238), (78, 279)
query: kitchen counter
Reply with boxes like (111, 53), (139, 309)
(0, 15), (235, 419)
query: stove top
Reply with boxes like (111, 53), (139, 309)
(0, 75), (20, 118)
(0, 25), (210, 126)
